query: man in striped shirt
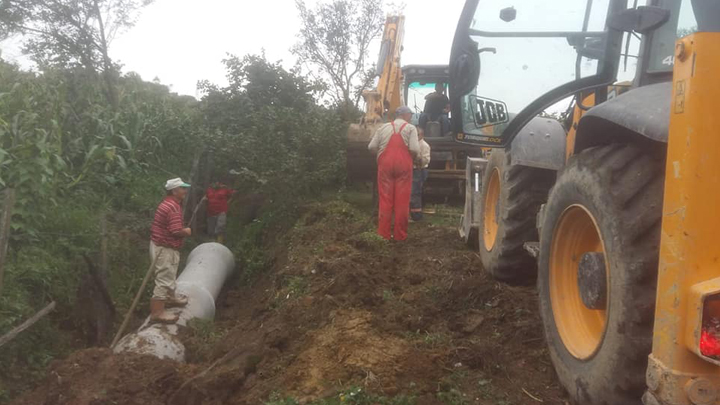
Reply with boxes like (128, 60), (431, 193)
(149, 178), (192, 323)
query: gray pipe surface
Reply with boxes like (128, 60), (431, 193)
(114, 242), (235, 361)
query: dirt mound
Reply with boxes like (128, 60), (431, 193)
(283, 308), (431, 401)
(13, 348), (194, 405)
(15, 198), (568, 404)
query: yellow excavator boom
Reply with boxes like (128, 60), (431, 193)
(347, 15), (405, 182)
(361, 15), (405, 124)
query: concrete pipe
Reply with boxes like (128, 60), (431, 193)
(114, 242), (235, 361)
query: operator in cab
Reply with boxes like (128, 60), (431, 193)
(368, 106), (420, 241)
(424, 82), (449, 118)
(420, 83), (451, 136)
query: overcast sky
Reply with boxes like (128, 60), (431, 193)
(0, 0), (465, 98)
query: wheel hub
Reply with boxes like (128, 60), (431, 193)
(549, 204), (608, 359)
(577, 252), (607, 310)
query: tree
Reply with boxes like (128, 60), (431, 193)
(198, 54), (345, 198)
(292, 0), (384, 118)
(0, 0), (155, 107)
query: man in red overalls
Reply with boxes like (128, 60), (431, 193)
(368, 106), (420, 241)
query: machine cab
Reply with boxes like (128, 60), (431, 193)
(448, 0), (692, 148)
(402, 65), (451, 138)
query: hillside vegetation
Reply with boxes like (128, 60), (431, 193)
(0, 55), (346, 400)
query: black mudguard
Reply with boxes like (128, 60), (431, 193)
(509, 116), (567, 171)
(575, 82), (671, 152)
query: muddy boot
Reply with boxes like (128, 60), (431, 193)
(150, 299), (179, 324)
(165, 293), (188, 308)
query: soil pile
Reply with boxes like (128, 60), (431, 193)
(14, 198), (567, 405)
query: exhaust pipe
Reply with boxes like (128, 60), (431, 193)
(113, 243), (235, 361)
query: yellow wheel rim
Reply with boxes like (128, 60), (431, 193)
(483, 168), (501, 251)
(549, 205), (608, 360)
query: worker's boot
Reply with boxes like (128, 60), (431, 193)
(165, 292), (188, 308)
(150, 298), (179, 324)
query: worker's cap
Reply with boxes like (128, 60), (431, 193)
(165, 178), (191, 190)
(395, 106), (413, 115)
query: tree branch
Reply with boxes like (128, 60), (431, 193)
(0, 302), (56, 348)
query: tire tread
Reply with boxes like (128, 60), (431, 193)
(538, 143), (664, 405)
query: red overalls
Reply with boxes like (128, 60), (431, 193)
(377, 122), (413, 241)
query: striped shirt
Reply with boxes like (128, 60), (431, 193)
(150, 196), (186, 249)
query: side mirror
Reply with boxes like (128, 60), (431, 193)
(449, 40), (481, 135)
(500, 7), (517, 22)
(450, 42), (481, 98)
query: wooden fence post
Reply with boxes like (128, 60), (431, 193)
(183, 152), (202, 223)
(0, 188), (16, 297)
(100, 214), (108, 278)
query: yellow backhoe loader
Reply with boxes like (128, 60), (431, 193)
(450, 0), (720, 404)
(347, 16), (483, 194)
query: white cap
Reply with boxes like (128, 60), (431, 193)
(165, 178), (191, 190)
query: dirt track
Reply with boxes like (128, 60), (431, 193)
(14, 196), (568, 405)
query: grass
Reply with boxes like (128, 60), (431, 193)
(424, 284), (444, 303)
(266, 387), (416, 405)
(339, 188), (374, 213)
(382, 289), (395, 301)
(350, 231), (389, 253)
(437, 387), (469, 405)
(437, 370), (469, 405)
(423, 204), (463, 228)
(184, 318), (227, 362)
(270, 275), (310, 310)
(404, 330), (450, 349)
(287, 276), (309, 297)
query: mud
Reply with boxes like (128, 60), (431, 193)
(14, 198), (567, 405)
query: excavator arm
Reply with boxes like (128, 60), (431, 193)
(347, 15), (405, 182)
(361, 15), (405, 123)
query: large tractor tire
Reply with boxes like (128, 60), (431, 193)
(478, 149), (554, 283)
(537, 143), (664, 405)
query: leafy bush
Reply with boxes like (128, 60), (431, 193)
(199, 54), (347, 199)
(0, 59), (205, 400)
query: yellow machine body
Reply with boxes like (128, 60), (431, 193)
(645, 32), (720, 405)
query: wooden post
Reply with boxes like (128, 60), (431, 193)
(100, 214), (108, 279)
(82, 254), (115, 315)
(202, 150), (214, 191)
(183, 152), (202, 223)
(0, 188), (16, 297)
